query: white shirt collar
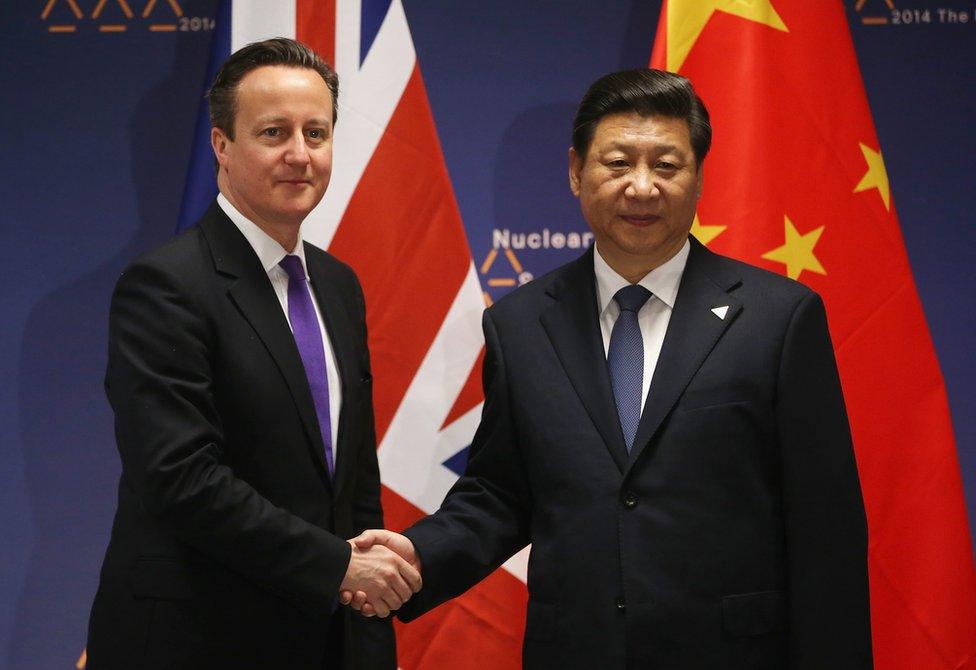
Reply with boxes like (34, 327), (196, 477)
(217, 193), (308, 278)
(594, 237), (690, 315)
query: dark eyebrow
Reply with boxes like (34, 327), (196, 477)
(254, 115), (331, 126)
(605, 140), (680, 153)
(254, 115), (290, 125)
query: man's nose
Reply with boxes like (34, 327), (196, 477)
(625, 167), (658, 199)
(284, 133), (310, 165)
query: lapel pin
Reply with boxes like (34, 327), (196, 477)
(711, 305), (730, 320)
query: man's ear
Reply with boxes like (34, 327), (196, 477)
(568, 147), (582, 197)
(211, 127), (230, 170)
(695, 163), (704, 199)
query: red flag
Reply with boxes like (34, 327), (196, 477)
(650, 2), (976, 667)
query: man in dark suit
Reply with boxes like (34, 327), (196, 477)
(347, 69), (872, 668)
(86, 39), (419, 670)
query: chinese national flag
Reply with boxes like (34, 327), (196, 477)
(650, 1), (976, 667)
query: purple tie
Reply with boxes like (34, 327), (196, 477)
(279, 255), (334, 476)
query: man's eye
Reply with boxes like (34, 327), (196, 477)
(307, 129), (324, 139)
(264, 128), (280, 137)
(656, 161), (676, 170)
(607, 159), (628, 168)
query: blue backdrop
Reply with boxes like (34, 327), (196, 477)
(0, 1), (972, 667)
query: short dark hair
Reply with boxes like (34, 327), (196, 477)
(572, 69), (711, 165)
(208, 37), (339, 140)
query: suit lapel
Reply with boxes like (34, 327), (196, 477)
(199, 205), (334, 485)
(305, 247), (358, 500)
(626, 238), (742, 474)
(540, 248), (630, 473)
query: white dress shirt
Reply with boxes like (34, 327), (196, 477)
(217, 193), (342, 454)
(594, 239), (690, 418)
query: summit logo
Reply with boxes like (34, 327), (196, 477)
(853, 0), (972, 25)
(40, 0), (215, 34)
(491, 227), (593, 252)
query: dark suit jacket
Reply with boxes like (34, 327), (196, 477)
(86, 203), (394, 669)
(400, 239), (872, 669)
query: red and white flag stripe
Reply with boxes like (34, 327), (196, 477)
(231, 1), (528, 666)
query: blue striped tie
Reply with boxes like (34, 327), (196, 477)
(608, 285), (652, 452)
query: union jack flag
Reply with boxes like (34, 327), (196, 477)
(178, 1), (527, 666)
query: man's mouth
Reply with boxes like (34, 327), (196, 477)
(620, 214), (661, 226)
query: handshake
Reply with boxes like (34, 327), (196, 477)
(339, 529), (421, 618)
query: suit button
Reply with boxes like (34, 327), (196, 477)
(622, 491), (638, 509)
(616, 598), (626, 612)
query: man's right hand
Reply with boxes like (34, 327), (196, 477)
(339, 540), (422, 618)
(340, 530), (421, 617)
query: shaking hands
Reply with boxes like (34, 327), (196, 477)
(339, 529), (421, 618)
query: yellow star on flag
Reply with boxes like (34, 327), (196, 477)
(690, 214), (726, 246)
(853, 142), (891, 211)
(761, 216), (826, 280)
(667, 0), (788, 72)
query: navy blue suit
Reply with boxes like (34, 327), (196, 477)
(87, 203), (394, 669)
(400, 238), (871, 669)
